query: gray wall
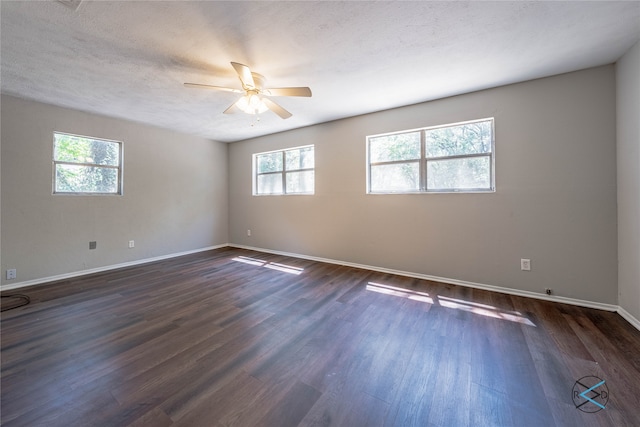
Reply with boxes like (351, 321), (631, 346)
(1, 65), (623, 308)
(229, 66), (618, 304)
(617, 40), (640, 320)
(1, 95), (228, 287)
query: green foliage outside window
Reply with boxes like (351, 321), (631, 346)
(254, 145), (314, 195)
(53, 133), (122, 194)
(425, 120), (492, 157)
(368, 119), (494, 193)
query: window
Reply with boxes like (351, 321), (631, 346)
(254, 145), (314, 195)
(367, 118), (494, 193)
(53, 132), (123, 195)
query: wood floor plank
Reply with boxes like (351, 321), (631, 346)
(563, 312), (640, 426)
(125, 407), (174, 427)
(255, 380), (322, 427)
(383, 330), (444, 425)
(2, 247), (639, 426)
(170, 370), (263, 426)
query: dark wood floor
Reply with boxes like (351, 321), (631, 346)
(2, 247), (639, 426)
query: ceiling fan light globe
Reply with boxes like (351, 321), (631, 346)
(250, 94), (269, 114)
(237, 94), (268, 114)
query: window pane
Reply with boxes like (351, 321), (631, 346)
(254, 145), (314, 196)
(370, 162), (419, 192)
(257, 173), (283, 194)
(285, 146), (314, 171)
(55, 164), (119, 193)
(286, 170), (314, 194)
(425, 120), (492, 158)
(369, 132), (420, 163)
(257, 152), (283, 173)
(54, 133), (120, 166)
(426, 156), (491, 190)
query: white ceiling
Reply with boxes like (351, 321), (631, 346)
(1, 1), (639, 143)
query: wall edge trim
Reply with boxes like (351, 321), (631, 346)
(0, 244), (228, 291)
(230, 244), (621, 313)
(617, 306), (640, 331)
(4, 243), (635, 331)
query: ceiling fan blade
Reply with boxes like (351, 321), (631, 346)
(267, 87), (312, 97)
(231, 62), (255, 90)
(263, 97), (292, 119)
(223, 101), (240, 114)
(184, 83), (243, 93)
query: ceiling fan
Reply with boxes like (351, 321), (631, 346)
(184, 62), (312, 119)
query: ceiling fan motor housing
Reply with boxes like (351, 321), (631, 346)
(184, 62), (311, 119)
(248, 73), (266, 92)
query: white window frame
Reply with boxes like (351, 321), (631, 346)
(367, 118), (495, 194)
(53, 132), (123, 195)
(253, 145), (315, 196)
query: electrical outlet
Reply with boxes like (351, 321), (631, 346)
(128, 240), (135, 248)
(521, 258), (531, 271)
(6, 269), (17, 280)
(545, 288), (552, 295)
(247, 229), (251, 237)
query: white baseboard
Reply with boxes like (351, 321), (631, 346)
(4, 242), (637, 332)
(229, 244), (623, 313)
(617, 306), (640, 331)
(0, 244), (229, 292)
(233, 244), (640, 331)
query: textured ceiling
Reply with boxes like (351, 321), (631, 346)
(1, 1), (639, 142)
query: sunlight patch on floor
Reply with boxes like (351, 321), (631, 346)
(366, 281), (536, 326)
(366, 282), (434, 304)
(232, 256), (304, 275)
(438, 295), (536, 326)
